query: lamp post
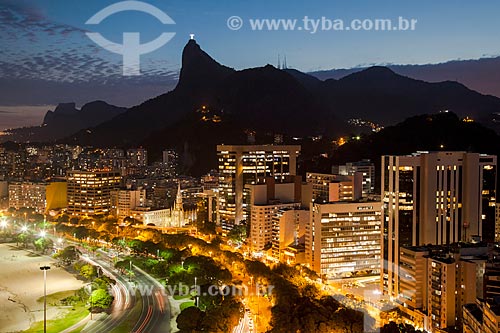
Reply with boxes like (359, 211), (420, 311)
(194, 276), (198, 307)
(40, 265), (51, 333)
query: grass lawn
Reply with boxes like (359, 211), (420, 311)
(173, 294), (191, 301)
(180, 301), (195, 311)
(24, 290), (88, 333)
(109, 291), (143, 333)
(36, 290), (77, 305)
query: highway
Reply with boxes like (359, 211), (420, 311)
(129, 264), (171, 333)
(233, 311), (254, 333)
(80, 254), (134, 333)
(57, 239), (171, 333)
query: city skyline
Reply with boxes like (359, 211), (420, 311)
(0, 135), (499, 332)
(2, 1), (500, 332)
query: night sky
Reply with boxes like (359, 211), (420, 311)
(1, 0), (500, 128)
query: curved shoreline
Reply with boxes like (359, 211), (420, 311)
(0, 243), (84, 333)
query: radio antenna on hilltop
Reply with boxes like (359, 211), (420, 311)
(277, 54), (281, 69)
(283, 55), (287, 69)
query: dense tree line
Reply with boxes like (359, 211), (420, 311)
(55, 217), (365, 332)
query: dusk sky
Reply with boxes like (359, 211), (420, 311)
(1, 0), (500, 128)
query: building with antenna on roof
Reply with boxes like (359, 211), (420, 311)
(277, 54), (288, 69)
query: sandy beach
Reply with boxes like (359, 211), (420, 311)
(0, 243), (84, 333)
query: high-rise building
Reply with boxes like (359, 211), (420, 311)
(201, 172), (219, 191)
(463, 245), (500, 333)
(217, 145), (300, 226)
(127, 148), (148, 167)
(67, 170), (121, 216)
(382, 152), (497, 299)
(196, 189), (220, 225)
(306, 201), (382, 279)
(427, 255), (457, 330)
(398, 246), (429, 329)
(162, 149), (178, 177)
(332, 159), (375, 196)
(0, 180), (7, 209)
(8, 181), (67, 213)
(399, 244), (487, 332)
(247, 176), (311, 253)
(306, 172), (362, 203)
(496, 203), (500, 242)
(464, 300), (500, 333)
(111, 188), (146, 221)
(250, 202), (301, 252)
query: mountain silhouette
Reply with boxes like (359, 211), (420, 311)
(68, 39), (344, 150)
(2, 101), (126, 142)
(314, 66), (500, 125)
(310, 56), (500, 98)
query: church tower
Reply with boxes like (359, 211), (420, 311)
(175, 182), (183, 212)
(169, 182), (184, 227)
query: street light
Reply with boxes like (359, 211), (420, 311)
(40, 265), (51, 333)
(194, 276), (198, 307)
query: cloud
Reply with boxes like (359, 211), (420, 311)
(0, 1), (180, 107)
(0, 1), (86, 41)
